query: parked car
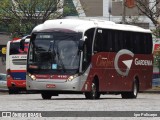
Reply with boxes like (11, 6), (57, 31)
(0, 73), (8, 91)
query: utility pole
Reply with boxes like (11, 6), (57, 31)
(122, 0), (126, 24)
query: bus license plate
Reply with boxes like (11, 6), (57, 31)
(46, 84), (56, 88)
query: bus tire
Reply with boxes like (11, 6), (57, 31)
(8, 89), (14, 94)
(8, 89), (19, 94)
(84, 79), (100, 99)
(41, 93), (52, 99)
(121, 80), (138, 99)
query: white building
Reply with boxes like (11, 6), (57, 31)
(73, 0), (159, 29)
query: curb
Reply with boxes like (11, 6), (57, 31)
(141, 89), (160, 93)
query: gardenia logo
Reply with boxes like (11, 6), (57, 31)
(135, 58), (152, 66)
(114, 49), (134, 76)
(114, 49), (152, 76)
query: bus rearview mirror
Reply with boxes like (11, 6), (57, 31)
(79, 36), (87, 50)
(20, 39), (25, 51)
(79, 40), (84, 50)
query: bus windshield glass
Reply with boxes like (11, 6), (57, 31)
(10, 42), (21, 55)
(28, 32), (82, 75)
(10, 42), (29, 55)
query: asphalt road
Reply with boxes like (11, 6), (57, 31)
(0, 92), (160, 120)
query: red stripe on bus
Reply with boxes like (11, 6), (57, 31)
(10, 70), (26, 72)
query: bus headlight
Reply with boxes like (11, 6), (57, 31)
(31, 75), (36, 80)
(67, 74), (78, 82)
(28, 73), (36, 80)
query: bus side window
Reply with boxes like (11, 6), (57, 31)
(94, 29), (113, 52)
(94, 29), (103, 52)
(107, 30), (113, 52)
(145, 33), (152, 54)
(125, 31), (134, 52)
(103, 29), (112, 52)
(134, 32), (140, 54)
(113, 31), (119, 52)
(140, 33), (145, 54)
(122, 31), (126, 49)
(82, 28), (95, 71)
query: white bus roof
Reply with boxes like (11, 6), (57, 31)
(32, 18), (151, 33)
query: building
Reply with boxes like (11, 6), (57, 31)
(72, 0), (159, 29)
(0, 33), (11, 74)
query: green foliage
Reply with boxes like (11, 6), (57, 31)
(63, 0), (78, 17)
(152, 29), (160, 37)
(63, 6), (78, 17)
(0, 0), (81, 38)
(0, 0), (61, 38)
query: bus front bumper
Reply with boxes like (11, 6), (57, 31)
(26, 75), (82, 92)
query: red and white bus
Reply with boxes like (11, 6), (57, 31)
(6, 36), (30, 94)
(152, 39), (160, 89)
(26, 19), (153, 99)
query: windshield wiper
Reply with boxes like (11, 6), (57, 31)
(48, 41), (56, 62)
(56, 46), (66, 73)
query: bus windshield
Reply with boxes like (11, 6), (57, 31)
(28, 32), (82, 75)
(10, 42), (29, 55)
(10, 42), (21, 55)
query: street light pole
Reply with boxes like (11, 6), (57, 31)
(122, 0), (126, 24)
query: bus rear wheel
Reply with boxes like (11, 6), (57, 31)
(85, 80), (100, 99)
(121, 80), (138, 99)
(41, 93), (52, 99)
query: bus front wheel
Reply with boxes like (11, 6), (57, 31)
(121, 80), (138, 99)
(84, 80), (100, 99)
(41, 93), (52, 99)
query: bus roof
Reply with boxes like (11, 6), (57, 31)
(8, 37), (30, 44)
(32, 18), (151, 34)
(10, 38), (21, 43)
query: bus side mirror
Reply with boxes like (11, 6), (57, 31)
(19, 35), (31, 51)
(79, 36), (87, 50)
(20, 39), (25, 51)
(79, 40), (84, 50)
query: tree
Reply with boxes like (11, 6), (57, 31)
(136, 0), (160, 36)
(0, 0), (63, 37)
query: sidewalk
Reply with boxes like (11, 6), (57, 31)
(142, 87), (160, 93)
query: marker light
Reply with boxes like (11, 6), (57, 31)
(28, 73), (31, 77)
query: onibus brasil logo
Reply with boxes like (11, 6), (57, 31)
(114, 49), (152, 76)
